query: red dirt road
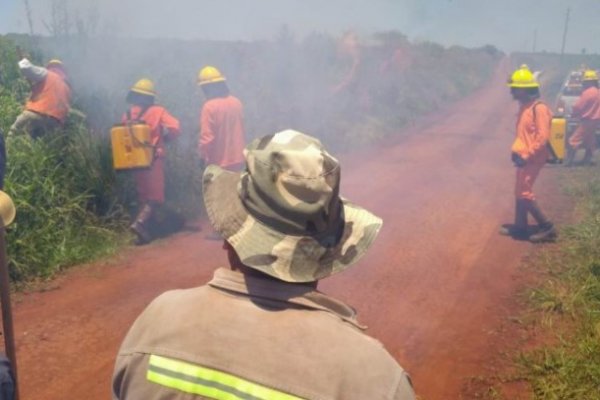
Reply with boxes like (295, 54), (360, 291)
(12, 58), (558, 399)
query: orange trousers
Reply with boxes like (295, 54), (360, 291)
(134, 158), (165, 204)
(515, 152), (546, 200)
(568, 119), (599, 152)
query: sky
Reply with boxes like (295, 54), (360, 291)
(1, 0), (600, 53)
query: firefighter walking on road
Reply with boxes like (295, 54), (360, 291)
(9, 58), (71, 138)
(197, 65), (245, 171)
(500, 67), (557, 243)
(196, 65), (245, 240)
(124, 79), (182, 245)
(565, 69), (600, 166)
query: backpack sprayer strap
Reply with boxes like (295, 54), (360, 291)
(125, 106), (155, 148)
(532, 101), (558, 162)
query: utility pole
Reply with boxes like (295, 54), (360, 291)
(532, 28), (537, 53)
(560, 6), (570, 62)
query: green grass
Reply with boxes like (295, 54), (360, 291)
(4, 133), (129, 282)
(516, 166), (600, 399)
(0, 35), (130, 282)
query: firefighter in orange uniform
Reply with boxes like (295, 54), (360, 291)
(197, 66), (245, 171)
(197, 66), (245, 240)
(566, 69), (600, 166)
(500, 67), (557, 243)
(124, 79), (181, 245)
(9, 58), (71, 138)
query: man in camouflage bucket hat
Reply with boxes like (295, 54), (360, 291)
(112, 130), (416, 400)
(204, 129), (384, 282)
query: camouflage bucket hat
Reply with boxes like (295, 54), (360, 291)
(202, 130), (383, 283)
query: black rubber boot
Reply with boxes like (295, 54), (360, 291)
(151, 204), (186, 238)
(130, 203), (154, 245)
(564, 145), (576, 167)
(526, 200), (557, 243)
(581, 149), (594, 166)
(499, 199), (528, 239)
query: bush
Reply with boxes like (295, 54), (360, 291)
(4, 133), (127, 281)
(0, 35), (129, 282)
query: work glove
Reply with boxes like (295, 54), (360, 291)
(511, 152), (527, 168)
(17, 58), (31, 69)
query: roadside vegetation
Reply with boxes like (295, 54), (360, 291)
(485, 54), (600, 399)
(0, 37), (128, 283)
(1, 31), (500, 283)
(516, 165), (600, 399)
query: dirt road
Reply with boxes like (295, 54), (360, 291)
(12, 58), (559, 399)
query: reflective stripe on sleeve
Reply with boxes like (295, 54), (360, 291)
(147, 354), (304, 400)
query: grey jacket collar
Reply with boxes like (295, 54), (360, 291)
(209, 268), (365, 329)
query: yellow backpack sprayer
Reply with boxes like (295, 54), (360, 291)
(110, 107), (155, 170)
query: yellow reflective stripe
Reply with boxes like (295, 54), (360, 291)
(147, 355), (304, 400)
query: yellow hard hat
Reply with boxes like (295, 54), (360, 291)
(583, 69), (599, 82)
(0, 191), (16, 228)
(507, 68), (539, 88)
(46, 59), (63, 67)
(197, 66), (226, 86)
(130, 78), (156, 97)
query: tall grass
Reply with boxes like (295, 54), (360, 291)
(518, 167), (600, 399)
(5, 125), (131, 281)
(4, 133), (128, 281)
(0, 35), (129, 282)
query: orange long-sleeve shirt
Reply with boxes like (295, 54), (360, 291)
(25, 70), (71, 123)
(198, 95), (245, 168)
(122, 105), (180, 157)
(572, 86), (600, 121)
(511, 101), (552, 160)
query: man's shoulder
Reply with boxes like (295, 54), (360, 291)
(228, 95), (243, 104)
(146, 104), (167, 114)
(323, 318), (400, 368)
(588, 86), (600, 99)
(148, 285), (212, 305)
(46, 70), (67, 85)
(531, 101), (552, 117)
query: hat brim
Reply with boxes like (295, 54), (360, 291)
(130, 88), (156, 97)
(507, 82), (539, 88)
(198, 77), (226, 86)
(203, 165), (382, 283)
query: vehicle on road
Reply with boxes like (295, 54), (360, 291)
(552, 69), (600, 156)
(554, 70), (584, 117)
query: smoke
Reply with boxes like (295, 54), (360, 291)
(398, 0), (600, 54)
(2, 0), (600, 53)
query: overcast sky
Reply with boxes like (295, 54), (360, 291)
(1, 0), (600, 53)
